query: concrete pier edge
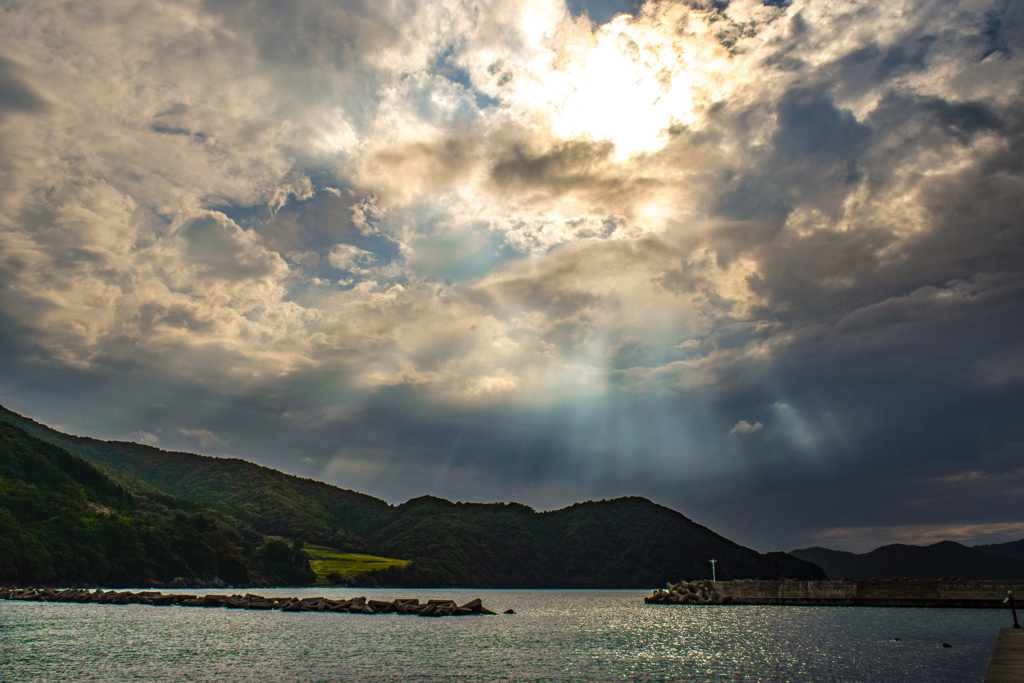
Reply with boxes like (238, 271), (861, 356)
(713, 579), (1024, 609)
(985, 628), (1024, 683)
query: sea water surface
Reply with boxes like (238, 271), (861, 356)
(1, 588), (1008, 682)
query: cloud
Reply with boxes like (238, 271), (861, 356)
(327, 244), (377, 273)
(730, 420), (763, 435)
(0, 56), (48, 116)
(126, 430), (160, 446)
(180, 428), (228, 451)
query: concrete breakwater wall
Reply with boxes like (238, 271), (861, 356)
(704, 580), (1024, 608)
(0, 587), (500, 616)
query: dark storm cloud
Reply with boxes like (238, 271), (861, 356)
(0, 56), (47, 115)
(491, 140), (617, 191)
(981, 0), (1024, 60)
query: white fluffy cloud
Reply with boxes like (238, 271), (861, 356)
(730, 420), (763, 435)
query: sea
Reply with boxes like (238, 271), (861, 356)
(0, 588), (1009, 682)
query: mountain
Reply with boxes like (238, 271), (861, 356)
(0, 405), (826, 586)
(0, 421), (315, 587)
(973, 539), (1024, 561)
(0, 405), (389, 551)
(790, 540), (1024, 580)
(366, 495), (822, 587)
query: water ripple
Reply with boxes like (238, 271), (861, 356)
(1, 589), (1003, 682)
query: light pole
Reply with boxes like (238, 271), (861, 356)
(1006, 591), (1021, 628)
(710, 559), (717, 582)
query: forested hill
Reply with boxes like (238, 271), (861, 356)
(370, 495), (823, 587)
(0, 422), (315, 587)
(0, 405), (825, 587)
(0, 405), (392, 548)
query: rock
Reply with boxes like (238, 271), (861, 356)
(503, 609), (515, 614)
(145, 593), (177, 606)
(202, 595), (228, 607)
(396, 602), (422, 614)
(459, 598), (484, 613)
(0, 588), (498, 620)
(942, 643), (951, 648)
(368, 600), (395, 613)
(168, 577), (188, 589)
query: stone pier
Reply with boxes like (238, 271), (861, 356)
(985, 628), (1024, 683)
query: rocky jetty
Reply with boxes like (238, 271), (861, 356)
(0, 587), (499, 616)
(645, 580), (734, 605)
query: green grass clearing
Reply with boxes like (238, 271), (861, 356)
(304, 544), (410, 585)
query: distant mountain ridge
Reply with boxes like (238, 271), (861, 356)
(972, 538), (1024, 561)
(0, 405), (825, 587)
(790, 540), (1024, 580)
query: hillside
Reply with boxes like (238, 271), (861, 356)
(366, 496), (824, 587)
(0, 405), (826, 586)
(973, 539), (1024, 560)
(790, 541), (1024, 580)
(0, 405), (390, 551)
(0, 422), (315, 586)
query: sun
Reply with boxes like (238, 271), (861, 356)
(526, 7), (736, 161)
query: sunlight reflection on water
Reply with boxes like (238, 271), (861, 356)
(1, 589), (1005, 682)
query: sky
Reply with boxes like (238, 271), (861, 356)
(1, 0), (1022, 553)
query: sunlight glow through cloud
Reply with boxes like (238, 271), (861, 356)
(515, 5), (736, 160)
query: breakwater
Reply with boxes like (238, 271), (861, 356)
(985, 627), (1024, 682)
(0, 586), (499, 616)
(647, 580), (1024, 608)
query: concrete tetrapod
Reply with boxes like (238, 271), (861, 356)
(0, 587), (500, 617)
